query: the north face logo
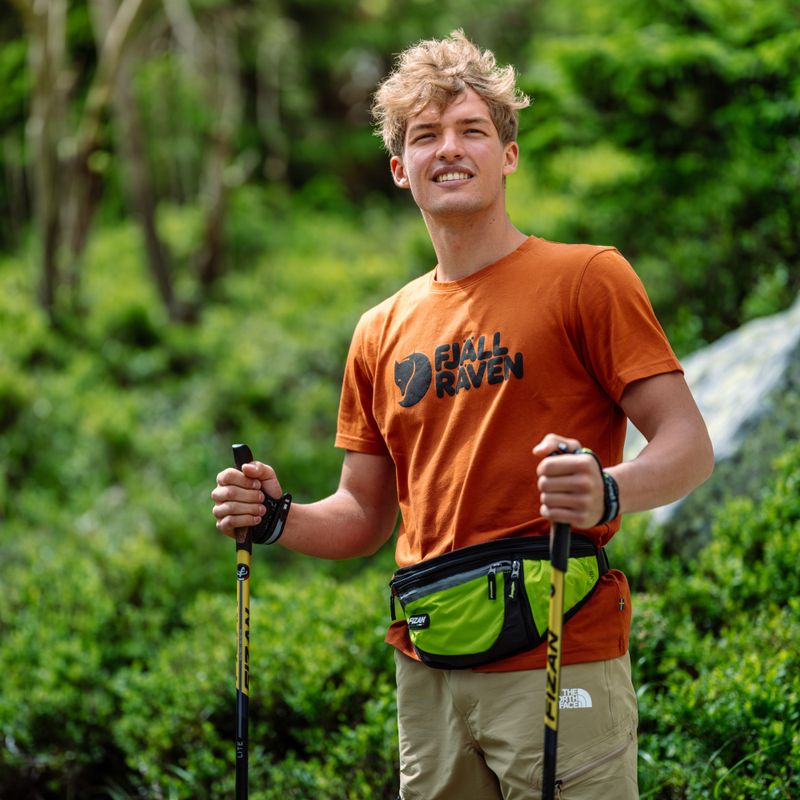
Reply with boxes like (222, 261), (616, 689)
(559, 688), (593, 709)
(395, 353), (432, 407)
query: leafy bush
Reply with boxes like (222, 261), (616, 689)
(614, 444), (800, 798)
(510, 0), (800, 353)
(0, 209), (410, 798)
(112, 573), (397, 800)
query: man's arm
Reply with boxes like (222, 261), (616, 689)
(212, 450), (398, 559)
(535, 371), (714, 528)
(611, 370), (714, 513)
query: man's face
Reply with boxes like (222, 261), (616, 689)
(390, 88), (519, 220)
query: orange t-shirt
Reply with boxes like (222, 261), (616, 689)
(335, 236), (682, 670)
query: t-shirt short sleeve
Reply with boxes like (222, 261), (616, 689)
(575, 249), (682, 403)
(335, 313), (390, 456)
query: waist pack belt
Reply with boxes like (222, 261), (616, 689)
(389, 535), (609, 670)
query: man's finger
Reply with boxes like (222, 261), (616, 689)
(211, 483), (265, 505)
(217, 466), (263, 489)
(532, 434), (582, 457)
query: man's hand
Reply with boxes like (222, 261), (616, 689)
(212, 460), (284, 541)
(533, 434), (605, 530)
(211, 451), (397, 558)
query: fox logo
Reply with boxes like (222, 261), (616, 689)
(395, 353), (432, 407)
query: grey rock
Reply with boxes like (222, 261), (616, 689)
(624, 296), (800, 550)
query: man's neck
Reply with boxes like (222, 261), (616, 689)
(424, 211), (528, 283)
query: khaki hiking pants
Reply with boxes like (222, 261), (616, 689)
(395, 651), (638, 800)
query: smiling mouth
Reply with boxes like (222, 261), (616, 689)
(434, 171), (473, 183)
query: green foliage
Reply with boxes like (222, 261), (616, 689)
(509, 0), (800, 352)
(5, 0), (797, 346)
(112, 575), (397, 800)
(0, 206), (410, 797)
(610, 444), (800, 798)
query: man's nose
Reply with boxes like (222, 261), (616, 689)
(436, 130), (464, 160)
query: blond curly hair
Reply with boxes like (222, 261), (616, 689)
(372, 30), (530, 157)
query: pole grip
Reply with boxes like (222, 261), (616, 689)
(232, 443), (254, 555)
(550, 522), (571, 571)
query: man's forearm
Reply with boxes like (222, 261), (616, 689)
(613, 371), (714, 515)
(607, 432), (713, 515)
(278, 490), (398, 560)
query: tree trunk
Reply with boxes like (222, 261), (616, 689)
(163, 0), (242, 293)
(196, 22), (240, 290)
(62, 0), (155, 316)
(91, 0), (181, 320)
(18, 0), (67, 322)
(11, 0), (154, 325)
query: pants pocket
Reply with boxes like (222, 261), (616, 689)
(555, 723), (638, 800)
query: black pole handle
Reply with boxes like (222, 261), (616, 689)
(232, 444), (254, 554)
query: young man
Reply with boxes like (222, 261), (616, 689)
(212, 31), (713, 800)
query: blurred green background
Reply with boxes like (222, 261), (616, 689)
(0, 0), (798, 797)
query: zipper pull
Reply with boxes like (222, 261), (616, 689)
(509, 560), (521, 600)
(487, 566), (497, 600)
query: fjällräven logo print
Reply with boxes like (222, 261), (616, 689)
(394, 332), (523, 407)
(395, 353), (433, 407)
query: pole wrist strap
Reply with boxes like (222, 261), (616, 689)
(576, 448), (620, 526)
(252, 493), (292, 545)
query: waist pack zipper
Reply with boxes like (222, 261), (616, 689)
(391, 535), (603, 595)
(397, 561), (513, 605)
(508, 560), (521, 600)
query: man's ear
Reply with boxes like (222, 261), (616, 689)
(502, 142), (520, 177)
(390, 155), (410, 188)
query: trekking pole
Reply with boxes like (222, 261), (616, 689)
(232, 443), (254, 800)
(542, 445), (572, 800)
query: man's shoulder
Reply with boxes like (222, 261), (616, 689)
(357, 270), (433, 328)
(529, 236), (621, 266)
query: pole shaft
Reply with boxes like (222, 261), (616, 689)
(232, 443), (254, 800)
(235, 543), (251, 799)
(542, 522), (570, 800)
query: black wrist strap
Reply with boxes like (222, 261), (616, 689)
(600, 472), (620, 525)
(576, 448), (620, 526)
(252, 492), (292, 545)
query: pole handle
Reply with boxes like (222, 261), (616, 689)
(232, 443), (254, 554)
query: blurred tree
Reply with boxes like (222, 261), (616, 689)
(0, 14), (29, 248)
(91, 0), (179, 318)
(160, 0), (243, 291)
(4, 0), (796, 342)
(9, 0), (154, 323)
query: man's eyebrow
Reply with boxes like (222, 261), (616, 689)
(407, 122), (437, 136)
(407, 116), (493, 136)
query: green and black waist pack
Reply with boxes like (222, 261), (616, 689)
(389, 534), (609, 669)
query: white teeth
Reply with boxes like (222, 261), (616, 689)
(435, 172), (471, 183)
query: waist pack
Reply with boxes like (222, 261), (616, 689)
(389, 535), (609, 669)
